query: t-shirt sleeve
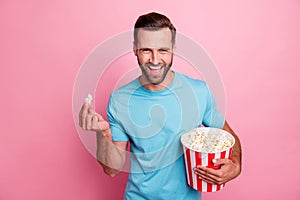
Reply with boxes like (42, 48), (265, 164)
(202, 83), (225, 128)
(106, 94), (129, 142)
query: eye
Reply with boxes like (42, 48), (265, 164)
(159, 49), (169, 53)
(140, 48), (150, 53)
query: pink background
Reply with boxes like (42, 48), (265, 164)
(1, 0), (299, 199)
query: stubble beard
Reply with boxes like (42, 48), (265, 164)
(138, 57), (173, 85)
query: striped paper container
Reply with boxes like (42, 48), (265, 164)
(181, 127), (235, 192)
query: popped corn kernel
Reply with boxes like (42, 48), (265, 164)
(84, 94), (93, 104)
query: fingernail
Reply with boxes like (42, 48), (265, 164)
(212, 159), (217, 163)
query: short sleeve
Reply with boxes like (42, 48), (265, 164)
(202, 83), (225, 128)
(106, 94), (129, 141)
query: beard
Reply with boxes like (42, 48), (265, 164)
(138, 57), (173, 85)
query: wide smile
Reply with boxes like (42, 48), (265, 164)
(147, 65), (163, 75)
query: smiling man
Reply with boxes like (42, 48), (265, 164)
(134, 27), (174, 88)
(79, 12), (242, 200)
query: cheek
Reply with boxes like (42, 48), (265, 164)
(161, 54), (172, 64)
(137, 55), (150, 64)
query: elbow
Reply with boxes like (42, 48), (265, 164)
(103, 168), (120, 177)
(98, 161), (120, 177)
(106, 172), (118, 177)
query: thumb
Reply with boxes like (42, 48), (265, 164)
(94, 112), (104, 121)
(212, 158), (231, 166)
(98, 121), (111, 140)
(98, 120), (110, 131)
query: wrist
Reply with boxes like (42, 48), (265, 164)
(232, 159), (242, 177)
(97, 131), (112, 141)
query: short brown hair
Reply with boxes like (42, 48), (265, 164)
(134, 12), (176, 44)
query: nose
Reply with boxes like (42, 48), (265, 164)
(150, 50), (160, 65)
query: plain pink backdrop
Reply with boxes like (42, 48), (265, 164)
(1, 0), (300, 200)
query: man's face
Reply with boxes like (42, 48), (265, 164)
(134, 28), (174, 85)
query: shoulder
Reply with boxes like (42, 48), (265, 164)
(107, 79), (139, 113)
(176, 72), (208, 89)
(110, 78), (139, 99)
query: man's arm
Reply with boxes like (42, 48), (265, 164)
(79, 103), (127, 177)
(222, 121), (242, 171)
(193, 121), (242, 185)
(96, 131), (128, 177)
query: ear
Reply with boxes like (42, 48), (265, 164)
(172, 43), (176, 52)
(133, 41), (137, 56)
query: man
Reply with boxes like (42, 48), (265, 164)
(79, 12), (241, 199)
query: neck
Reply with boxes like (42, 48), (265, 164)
(139, 71), (175, 91)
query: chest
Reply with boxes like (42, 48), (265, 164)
(116, 89), (206, 152)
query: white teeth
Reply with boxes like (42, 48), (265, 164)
(148, 66), (162, 70)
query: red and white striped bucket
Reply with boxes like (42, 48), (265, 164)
(181, 127), (235, 192)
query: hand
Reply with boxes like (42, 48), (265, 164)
(193, 158), (241, 185)
(78, 103), (111, 138)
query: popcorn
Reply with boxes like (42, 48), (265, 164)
(84, 94), (93, 104)
(181, 127), (235, 192)
(183, 128), (234, 153)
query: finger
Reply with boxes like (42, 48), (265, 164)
(195, 166), (220, 184)
(79, 111), (83, 127)
(195, 166), (223, 181)
(194, 165), (217, 174)
(88, 106), (95, 113)
(91, 115), (99, 130)
(86, 114), (93, 130)
(91, 112), (105, 130)
(198, 173), (217, 185)
(198, 174), (223, 185)
(212, 158), (232, 166)
(79, 104), (86, 127)
(198, 170), (222, 185)
(80, 104), (91, 129)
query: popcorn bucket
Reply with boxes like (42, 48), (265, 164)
(181, 127), (235, 192)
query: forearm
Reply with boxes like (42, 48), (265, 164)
(222, 121), (242, 171)
(96, 132), (126, 177)
(230, 132), (242, 169)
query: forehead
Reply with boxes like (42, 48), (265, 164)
(136, 28), (173, 49)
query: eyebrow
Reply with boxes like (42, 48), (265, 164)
(138, 47), (171, 50)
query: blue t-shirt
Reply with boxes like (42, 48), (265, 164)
(107, 71), (225, 200)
